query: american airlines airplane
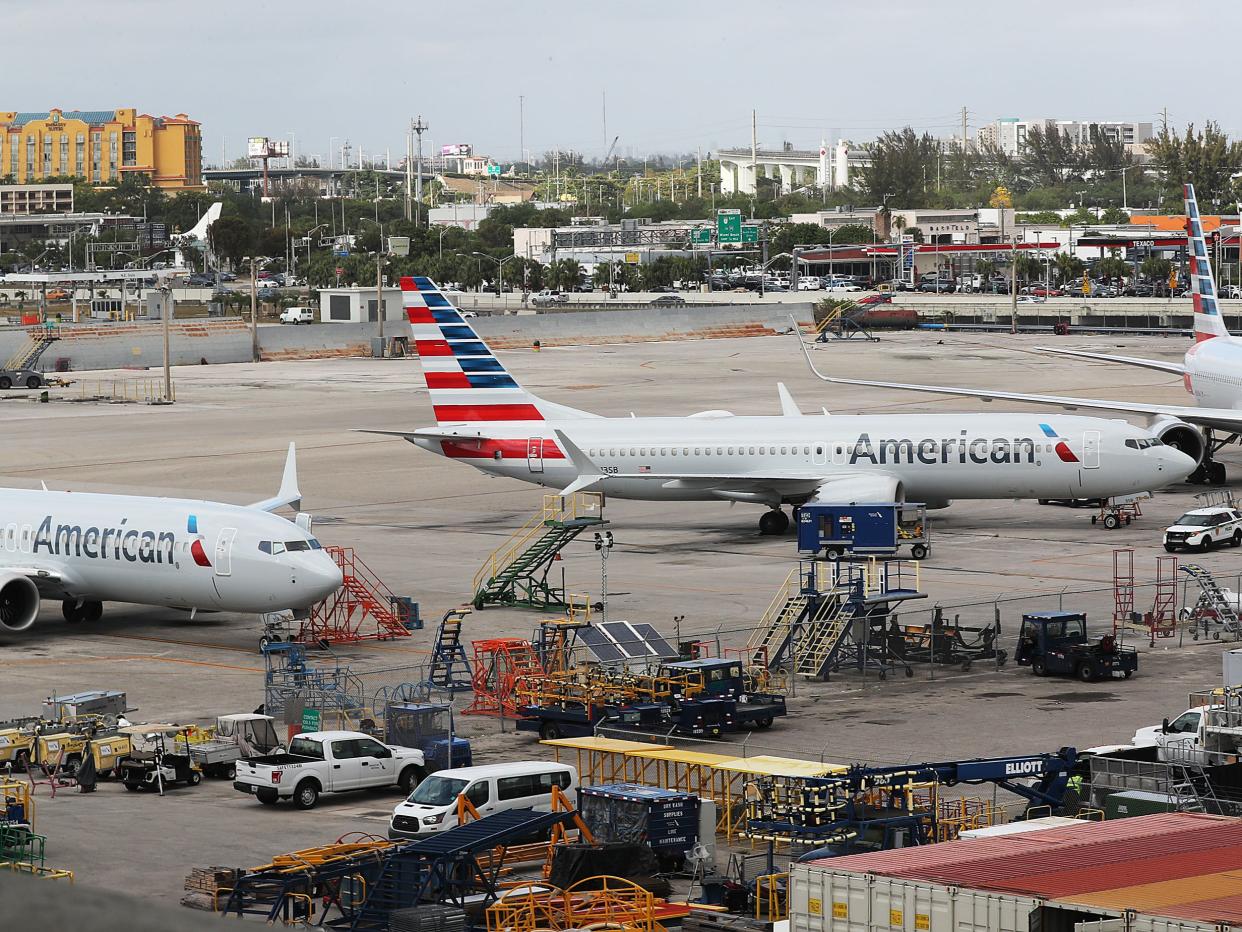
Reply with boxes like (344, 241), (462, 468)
(0, 444), (342, 634)
(362, 277), (1192, 534)
(803, 183), (1240, 487)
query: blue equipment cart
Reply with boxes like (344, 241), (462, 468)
(797, 503), (929, 559)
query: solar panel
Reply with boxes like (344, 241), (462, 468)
(575, 621), (678, 667)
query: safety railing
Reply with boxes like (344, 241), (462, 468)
(68, 377), (174, 403)
(747, 566), (802, 653)
(471, 492), (603, 594)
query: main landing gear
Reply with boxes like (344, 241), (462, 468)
(1186, 428), (1232, 486)
(759, 509), (790, 535)
(62, 599), (103, 623)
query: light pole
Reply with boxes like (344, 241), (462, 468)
(594, 530), (614, 623)
(473, 252), (516, 299)
(304, 223), (327, 291)
(439, 227), (449, 260)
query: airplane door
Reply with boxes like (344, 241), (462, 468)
(813, 443), (827, 466)
(526, 437), (544, 474)
(214, 527), (238, 576)
(1083, 431), (1101, 469)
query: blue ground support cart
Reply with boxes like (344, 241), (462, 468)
(797, 503), (929, 560)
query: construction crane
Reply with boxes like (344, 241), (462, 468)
(604, 135), (620, 170)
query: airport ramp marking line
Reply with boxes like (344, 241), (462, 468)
(84, 632), (264, 655)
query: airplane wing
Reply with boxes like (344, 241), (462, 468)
(250, 443), (302, 513)
(795, 332), (1242, 433)
(1035, 346), (1186, 376)
(353, 427), (488, 441)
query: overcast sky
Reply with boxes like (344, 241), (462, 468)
(9, 0), (1240, 167)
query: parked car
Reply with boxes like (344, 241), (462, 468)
(279, 306), (315, 325)
(824, 281), (862, 292)
(234, 729), (425, 810)
(1222, 284), (1242, 299)
(532, 290), (568, 308)
(1163, 507), (1242, 553)
(388, 761), (578, 840)
(856, 293), (894, 306)
(795, 278), (822, 291)
(256, 287), (282, 301)
(649, 294), (687, 307)
(46, 288), (70, 301)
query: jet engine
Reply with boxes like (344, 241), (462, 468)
(1148, 416), (1206, 466)
(0, 573), (40, 632)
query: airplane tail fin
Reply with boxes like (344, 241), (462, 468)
(250, 442), (302, 513)
(1184, 183), (1230, 343)
(401, 277), (597, 425)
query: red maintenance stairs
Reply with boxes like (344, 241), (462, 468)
(300, 546), (421, 645)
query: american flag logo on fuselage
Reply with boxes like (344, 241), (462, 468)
(402, 276), (544, 423)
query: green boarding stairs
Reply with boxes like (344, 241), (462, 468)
(5, 325), (59, 372)
(471, 493), (606, 610)
(426, 608), (474, 692)
(1180, 563), (1241, 636)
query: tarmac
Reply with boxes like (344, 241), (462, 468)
(1, 326), (1238, 909)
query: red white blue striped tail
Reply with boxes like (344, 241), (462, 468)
(1184, 183), (1230, 343)
(402, 276), (596, 425)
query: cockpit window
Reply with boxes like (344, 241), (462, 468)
(1125, 438), (1161, 450)
(308, 539), (322, 550)
(258, 541), (272, 554)
(260, 539), (322, 554)
(271, 541), (286, 555)
(285, 540), (311, 552)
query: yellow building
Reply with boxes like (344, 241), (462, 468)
(0, 108), (203, 190)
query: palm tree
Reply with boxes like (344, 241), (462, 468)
(1053, 252), (1085, 287)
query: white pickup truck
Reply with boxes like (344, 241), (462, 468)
(233, 730), (425, 809)
(1132, 702), (1242, 763)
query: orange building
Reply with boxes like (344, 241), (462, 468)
(0, 108), (203, 190)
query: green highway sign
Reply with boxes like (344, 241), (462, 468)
(486, 163), (503, 176)
(301, 708), (321, 732)
(717, 209), (742, 244)
(691, 227), (712, 245)
(741, 224), (759, 244)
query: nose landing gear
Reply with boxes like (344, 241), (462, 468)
(758, 509), (790, 535)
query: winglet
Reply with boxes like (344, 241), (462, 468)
(777, 382), (803, 417)
(791, 314), (833, 382)
(553, 430), (603, 497)
(251, 442), (302, 513)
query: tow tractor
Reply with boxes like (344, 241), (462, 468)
(1015, 612), (1137, 682)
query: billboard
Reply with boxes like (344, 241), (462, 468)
(441, 143), (472, 156)
(247, 137), (289, 158)
(387, 236), (411, 257)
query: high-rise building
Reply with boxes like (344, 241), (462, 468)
(0, 108), (203, 190)
(977, 118), (1153, 158)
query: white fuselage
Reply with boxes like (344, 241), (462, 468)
(1185, 337), (1242, 410)
(415, 412), (1190, 505)
(0, 490), (342, 613)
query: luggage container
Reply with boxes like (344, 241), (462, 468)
(579, 783), (700, 866)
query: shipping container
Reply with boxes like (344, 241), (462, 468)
(1104, 790), (1181, 819)
(790, 863), (1042, 932)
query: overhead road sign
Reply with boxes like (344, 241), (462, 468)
(717, 209), (743, 244)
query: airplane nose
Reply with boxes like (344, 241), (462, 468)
(1162, 447), (1197, 479)
(308, 557), (344, 601)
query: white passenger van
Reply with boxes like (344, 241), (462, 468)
(388, 761), (577, 839)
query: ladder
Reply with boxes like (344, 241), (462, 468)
(3, 327), (59, 372)
(1180, 563), (1241, 636)
(464, 638), (545, 717)
(1147, 555), (1179, 641)
(472, 493), (606, 610)
(1111, 548), (1135, 636)
(300, 547), (419, 645)
(426, 609), (474, 692)
(747, 567), (811, 667)
(794, 597), (856, 678)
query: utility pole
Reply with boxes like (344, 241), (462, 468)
(411, 116), (428, 226)
(602, 90), (607, 160)
(376, 251), (385, 348)
(404, 123), (413, 221)
(1010, 235), (1018, 335)
(161, 282), (172, 401)
(750, 108), (758, 201)
(250, 257), (259, 362)
(697, 147), (703, 199)
(519, 95), (525, 169)
(961, 106), (968, 155)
